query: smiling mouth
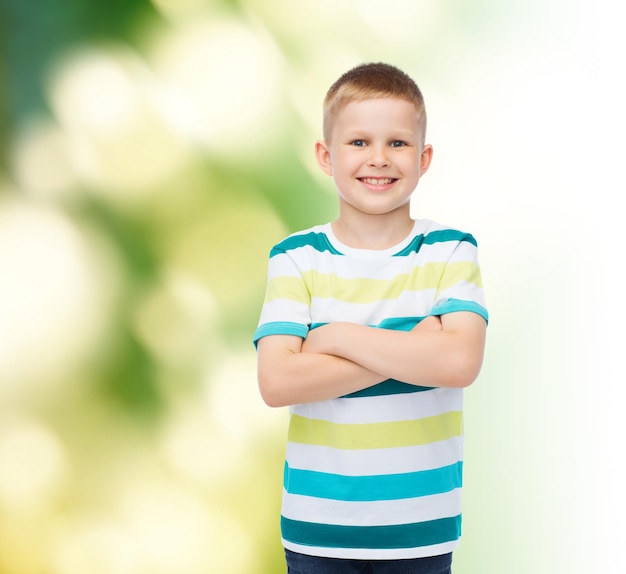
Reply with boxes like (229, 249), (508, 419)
(359, 177), (397, 185)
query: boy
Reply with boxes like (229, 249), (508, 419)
(254, 62), (488, 574)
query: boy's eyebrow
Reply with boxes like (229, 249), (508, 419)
(342, 127), (419, 136)
(340, 129), (420, 141)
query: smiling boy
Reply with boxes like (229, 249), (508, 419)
(254, 63), (488, 574)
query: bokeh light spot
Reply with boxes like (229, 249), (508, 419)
(150, 17), (285, 157)
(0, 419), (69, 509)
(0, 199), (115, 397)
(48, 45), (192, 197)
(12, 119), (77, 198)
(132, 269), (218, 367)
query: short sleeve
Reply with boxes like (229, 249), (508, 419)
(253, 247), (312, 347)
(431, 236), (488, 323)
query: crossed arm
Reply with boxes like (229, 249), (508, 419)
(256, 311), (486, 407)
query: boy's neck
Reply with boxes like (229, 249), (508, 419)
(331, 214), (415, 250)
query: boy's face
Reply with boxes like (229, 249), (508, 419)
(315, 98), (432, 221)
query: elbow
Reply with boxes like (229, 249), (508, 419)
(258, 374), (290, 408)
(438, 352), (484, 389)
(450, 370), (479, 389)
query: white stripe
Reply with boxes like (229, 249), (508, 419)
(446, 240), (479, 263)
(268, 254), (309, 277)
(285, 436), (463, 475)
(280, 244), (470, 279)
(258, 299), (310, 326)
(436, 282), (486, 307)
(292, 387), (463, 424)
(283, 539), (460, 560)
(310, 290), (437, 324)
(284, 255), (408, 279)
(281, 488), (462, 527)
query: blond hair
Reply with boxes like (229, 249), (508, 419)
(323, 62), (427, 142)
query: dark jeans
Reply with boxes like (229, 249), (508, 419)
(285, 549), (452, 574)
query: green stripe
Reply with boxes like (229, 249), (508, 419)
(266, 262), (482, 305)
(281, 514), (461, 549)
(288, 411), (462, 450)
(299, 266), (443, 303)
(436, 262), (483, 292)
(270, 232), (343, 258)
(393, 229), (477, 256)
(266, 275), (311, 304)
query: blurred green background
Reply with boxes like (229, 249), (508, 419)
(0, 1), (623, 573)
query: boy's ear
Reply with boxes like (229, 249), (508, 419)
(315, 140), (333, 176)
(420, 144), (433, 176)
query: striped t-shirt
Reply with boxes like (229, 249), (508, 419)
(253, 218), (488, 560)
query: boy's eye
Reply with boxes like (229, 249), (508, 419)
(390, 140), (407, 148)
(350, 139), (367, 147)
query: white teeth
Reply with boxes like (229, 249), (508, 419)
(362, 178), (394, 185)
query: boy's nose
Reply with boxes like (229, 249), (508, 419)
(367, 146), (391, 168)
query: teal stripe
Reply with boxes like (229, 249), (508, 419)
(341, 379), (434, 398)
(376, 316), (423, 331)
(281, 514), (461, 550)
(270, 232), (343, 258)
(432, 298), (489, 323)
(253, 321), (309, 347)
(393, 229), (477, 257)
(311, 316), (424, 333)
(284, 462), (462, 501)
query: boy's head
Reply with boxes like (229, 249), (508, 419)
(323, 62), (427, 143)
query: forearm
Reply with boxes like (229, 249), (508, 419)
(257, 336), (384, 407)
(311, 314), (486, 388)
